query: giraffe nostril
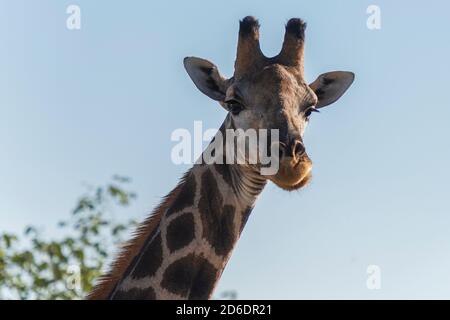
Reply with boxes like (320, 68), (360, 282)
(293, 141), (305, 158)
(278, 140), (305, 161)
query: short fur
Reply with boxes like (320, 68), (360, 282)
(87, 172), (191, 300)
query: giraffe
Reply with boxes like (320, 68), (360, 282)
(88, 16), (355, 300)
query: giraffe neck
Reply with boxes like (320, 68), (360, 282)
(110, 162), (267, 299)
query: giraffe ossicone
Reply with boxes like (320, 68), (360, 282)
(88, 16), (355, 300)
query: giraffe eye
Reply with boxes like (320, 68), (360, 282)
(304, 107), (319, 119)
(225, 100), (244, 116)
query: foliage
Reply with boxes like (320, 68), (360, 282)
(0, 176), (137, 300)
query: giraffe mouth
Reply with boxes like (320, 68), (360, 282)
(277, 171), (313, 191)
(267, 156), (313, 191)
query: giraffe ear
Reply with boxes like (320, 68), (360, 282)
(309, 71), (355, 108)
(184, 57), (229, 102)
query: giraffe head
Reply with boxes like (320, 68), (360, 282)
(184, 16), (354, 190)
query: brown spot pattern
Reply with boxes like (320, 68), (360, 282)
(161, 253), (218, 299)
(214, 164), (236, 192)
(131, 232), (163, 279)
(112, 287), (156, 300)
(198, 169), (236, 256)
(166, 212), (196, 253)
(240, 206), (254, 234)
(166, 173), (196, 216)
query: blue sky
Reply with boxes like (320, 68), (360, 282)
(1, 0), (450, 299)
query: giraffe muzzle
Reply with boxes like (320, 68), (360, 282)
(279, 139), (306, 163)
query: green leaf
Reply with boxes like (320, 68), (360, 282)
(0, 175), (138, 300)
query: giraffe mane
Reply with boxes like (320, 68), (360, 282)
(87, 171), (191, 300)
